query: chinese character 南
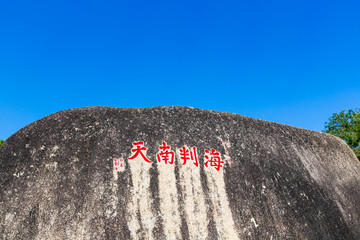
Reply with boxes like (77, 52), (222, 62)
(128, 141), (151, 163)
(157, 142), (175, 164)
(204, 148), (224, 171)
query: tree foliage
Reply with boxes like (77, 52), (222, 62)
(324, 109), (360, 160)
(0, 139), (3, 147)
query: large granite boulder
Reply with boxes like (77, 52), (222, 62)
(1, 106), (360, 239)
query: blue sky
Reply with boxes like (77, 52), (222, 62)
(1, 0), (360, 140)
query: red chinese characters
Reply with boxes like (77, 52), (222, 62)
(128, 141), (151, 163)
(157, 142), (175, 164)
(179, 146), (199, 167)
(127, 141), (226, 171)
(113, 158), (124, 171)
(204, 148), (224, 171)
(222, 140), (231, 163)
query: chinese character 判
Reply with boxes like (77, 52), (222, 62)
(204, 149), (224, 171)
(128, 141), (151, 163)
(179, 146), (199, 167)
(157, 142), (175, 164)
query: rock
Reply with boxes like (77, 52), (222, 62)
(1, 106), (360, 239)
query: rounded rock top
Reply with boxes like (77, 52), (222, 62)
(1, 106), (360, 239)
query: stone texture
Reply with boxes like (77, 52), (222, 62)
(1, 106), (360, 239)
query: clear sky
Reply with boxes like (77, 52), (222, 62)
(1, 0), (360, 140)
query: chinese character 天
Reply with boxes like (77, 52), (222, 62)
(128, 141), (152, 163)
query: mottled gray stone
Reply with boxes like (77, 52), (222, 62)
(1, 106), (360, 239)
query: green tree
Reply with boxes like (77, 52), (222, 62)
(324, 109), (360, 160)
(0, 139), (3, 147)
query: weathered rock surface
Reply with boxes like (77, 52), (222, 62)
(1, 106), (360, 239)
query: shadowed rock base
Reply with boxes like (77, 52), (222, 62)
(1, 106), (360, 239)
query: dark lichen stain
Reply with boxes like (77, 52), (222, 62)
(199, 156), (219, 240)
(149, 162), (166, 239)
(174, 157), (190, 240)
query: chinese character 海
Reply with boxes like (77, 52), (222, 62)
(204, 148), (224, 171)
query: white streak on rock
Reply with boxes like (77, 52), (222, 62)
(158, 160), (181, 238)
(250, 217), (259, 228)
(206, 167), (239, 239)
(178, 147), (208, 239)
(127, 154), (155, 239)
